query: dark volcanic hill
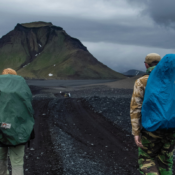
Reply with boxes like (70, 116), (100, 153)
(0, 21), (126, 79)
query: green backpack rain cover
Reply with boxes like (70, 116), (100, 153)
(0, 74), (34, 146)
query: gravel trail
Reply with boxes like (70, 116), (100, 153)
(23, 92), (140, 175)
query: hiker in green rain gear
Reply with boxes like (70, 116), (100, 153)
(0, 68), (34, 175)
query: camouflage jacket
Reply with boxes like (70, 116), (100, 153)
(130, 75), (149, 135)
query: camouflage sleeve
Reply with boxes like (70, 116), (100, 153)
(130, 78), (145, 136)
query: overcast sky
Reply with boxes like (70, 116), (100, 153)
(1, 0), (175, 72)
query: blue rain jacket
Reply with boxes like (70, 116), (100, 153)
(141, 54), (175, 132)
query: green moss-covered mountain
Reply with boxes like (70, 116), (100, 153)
(0, 21), (126, 79)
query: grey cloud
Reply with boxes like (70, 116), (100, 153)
(53, 16), (175, 49)
(1, 2), (175, 73)
(145, 0), (175, 26)
(1, 11), (175, 50)
(128, 0), (175, 28)
(83, 41), (175, 73)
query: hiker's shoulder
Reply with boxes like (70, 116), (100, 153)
(135, 75), (149, 87)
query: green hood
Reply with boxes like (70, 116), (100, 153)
(146, 66), (156, 75)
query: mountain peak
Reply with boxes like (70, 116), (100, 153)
(0, 22), (126, 79)
(21, 21), (53, 28)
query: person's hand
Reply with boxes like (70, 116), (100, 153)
(134, 135), (143, 148)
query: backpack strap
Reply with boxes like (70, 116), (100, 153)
(27, 128), (35, 148)
(30, 128), (35, 140)
(28, 140), (30, 148)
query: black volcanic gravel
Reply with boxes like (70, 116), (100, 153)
(69, 87), (133, 98)
(22, 86), (175, 175)
(82, 96), (131, 133)
(22, 87), (142, 175)
(47, 97), (139, 175)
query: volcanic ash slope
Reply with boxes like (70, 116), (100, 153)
(0, 21), (125, 80)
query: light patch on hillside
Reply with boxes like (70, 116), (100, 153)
(23, 63), (30, 67)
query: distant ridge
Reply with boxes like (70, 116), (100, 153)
(123, 69), (145, 77)
(0, 21), (126, 79)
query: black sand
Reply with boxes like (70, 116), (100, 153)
(19, 79), (175, 175)
(26, 79), (117, 88)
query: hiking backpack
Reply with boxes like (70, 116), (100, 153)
(141, 54), (175, 132)
(0, 74), (34, 146)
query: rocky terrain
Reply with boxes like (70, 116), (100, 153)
(19, 85), (141, 175)
(5, 79), (172, 175)
(0, 21), (125, 79)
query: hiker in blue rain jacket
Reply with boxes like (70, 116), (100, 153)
(130, 53), (175, 175)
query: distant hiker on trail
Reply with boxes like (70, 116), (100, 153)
(130, 53), (175, 175)
(0, 68), (35, 175)
(60, 91), (71, 98)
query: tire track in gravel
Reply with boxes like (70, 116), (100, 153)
(24, 97), (63, 175)
(47, 98), (140, 175)
(22, 96), (140, 175)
